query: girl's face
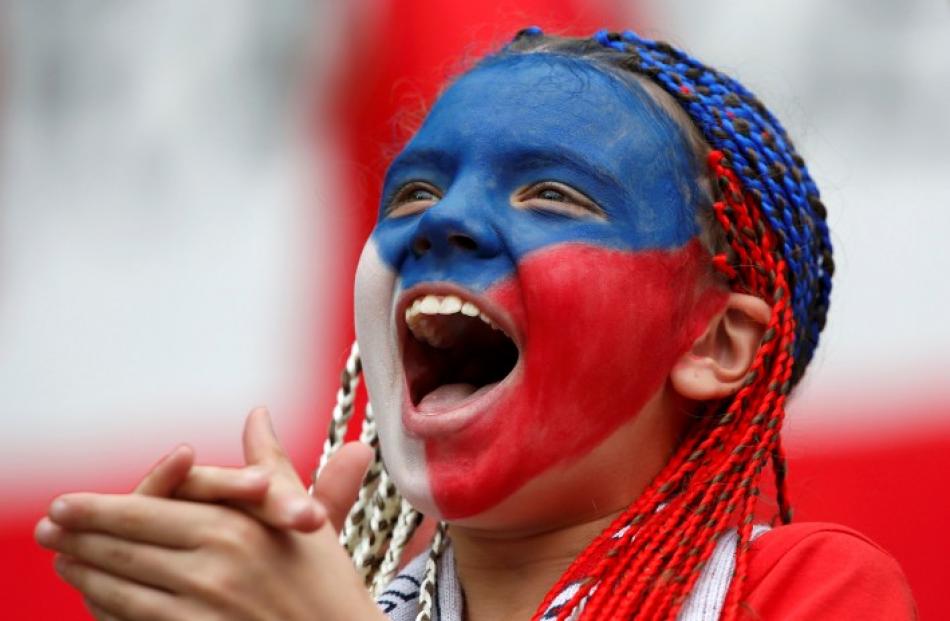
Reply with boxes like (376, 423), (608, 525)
(355, 55), (725, 524)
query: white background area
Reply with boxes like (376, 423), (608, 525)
(0, 1), (344, 493)
(1, 1), (948, 497)
(644, 0), (950, 435)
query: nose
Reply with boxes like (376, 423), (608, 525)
(410, 202), (502, 260)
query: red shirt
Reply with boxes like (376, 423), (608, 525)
(740, 523), (918, 620)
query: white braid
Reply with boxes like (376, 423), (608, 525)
(358, 402), (378, 445)
(312, 342), (362, 492)
(415, 523), (447, 621)
(340, 404), (383, 554)
(317, 348), (425, 603)
(352, 468), (403, 585)
(372, 499), (423, 596)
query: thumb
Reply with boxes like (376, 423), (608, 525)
(242, 407), (327, 532)
(242, 407), (303, 488)
(313, 441), (374, 533)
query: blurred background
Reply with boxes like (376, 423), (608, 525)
(2, 0), (947, 618)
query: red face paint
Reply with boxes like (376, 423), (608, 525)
(418, 240), (726, 518)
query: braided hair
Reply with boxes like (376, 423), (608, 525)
(319, 28), (834, 621)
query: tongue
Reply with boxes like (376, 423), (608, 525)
(417, 382), (478, 412)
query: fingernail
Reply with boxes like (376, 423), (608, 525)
(48, 498), (69, 522)
(285, 497), (318, 525)
(53, 554), (70, 575)
(34, 518), (58, 544)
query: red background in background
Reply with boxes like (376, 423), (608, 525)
(5, 2), (945, 618)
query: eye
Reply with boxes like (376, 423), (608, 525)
(386, 181), (442, 218)
(512, 182), (606, 220)
(538, 188), (567, 201)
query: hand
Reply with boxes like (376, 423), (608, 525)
(36, 408), (382, 621)
(136, 419), (372, 534)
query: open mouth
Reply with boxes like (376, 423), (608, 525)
(401, 292), (519, 413)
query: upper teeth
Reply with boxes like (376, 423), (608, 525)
(405, 294), (498, 347)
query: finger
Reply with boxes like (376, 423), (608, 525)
(87, 600), (126, 621)
(46, 493), (218, 548)
(37, 518), (188, 593)
(173, 465), (271, 504)
(54, 556), (186, 621)
(134, 445), (195, 497)
(174, 464), (320, 532)
(170, 463), (323, 531)
(249, 492), (326, 533)
(241, 407), (300, 481)
(241, 407), (326, 532)
(312, 441), (373, 532)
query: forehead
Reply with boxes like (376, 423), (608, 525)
(394, 54), (694, 178)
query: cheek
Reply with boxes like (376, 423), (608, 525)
(424, 240), (725, 519)
(354, 241), (436, 515)
(354, 241), (397, 388)
(513, 241), (721, 438)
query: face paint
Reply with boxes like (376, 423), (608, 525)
(355, 54), (726, 520)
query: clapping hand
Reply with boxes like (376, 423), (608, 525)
(35, 408), (384, 621)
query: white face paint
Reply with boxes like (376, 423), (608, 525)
(354, 240), (438, 517)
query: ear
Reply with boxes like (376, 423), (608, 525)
(671, 293), (771, 401)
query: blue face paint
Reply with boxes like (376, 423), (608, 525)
(372, 53), (705, 293)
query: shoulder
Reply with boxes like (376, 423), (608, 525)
(739, 522), (918, 620)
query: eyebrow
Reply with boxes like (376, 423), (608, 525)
(504, 149), (625, 191)
(385, 146), (626, 213)
(386, 148), (454, 179)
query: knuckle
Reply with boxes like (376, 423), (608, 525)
(116, 506), (146, 532)
(207, 514), (263, 551)
(188, 564), (239, 602)
(99, 585), (133, 616)
(267, 444), (288, 464)
(105, 542), (135, 568)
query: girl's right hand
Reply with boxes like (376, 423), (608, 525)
(38, 412), (380, 621)
(137, 428), (372, 535)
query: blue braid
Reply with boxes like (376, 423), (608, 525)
(613, 30), (832, 372)
(511, 28), (834, 378)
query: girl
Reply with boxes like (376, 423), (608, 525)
(36, 29), (916, 620)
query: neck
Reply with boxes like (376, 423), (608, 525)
(449, 507), (625, 621)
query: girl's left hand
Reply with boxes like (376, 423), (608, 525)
(35, 409), (386, 621)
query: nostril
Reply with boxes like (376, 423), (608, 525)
(412, 236), (432, 256)
(449, 234), (478, 251)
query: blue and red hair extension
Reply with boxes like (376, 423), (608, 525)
(497, 28), (835, 620)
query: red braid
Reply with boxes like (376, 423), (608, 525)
(530, 150), (797, 621)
